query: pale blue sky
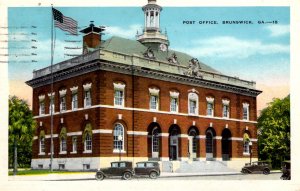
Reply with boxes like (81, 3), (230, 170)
(8, 6), (290, 86)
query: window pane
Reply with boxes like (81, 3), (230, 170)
(243, 106), (248, 120)
(72, 137), (77, 152)
(206, 133), (213, 153)
(113, 124), (124, 150)
(150, 95), (158, 110)
(72, 94), (78, 109)
(170, 97), (178, 112)
(84, 90), (91, 107)
(189, 100), (196, 114)
(60, 97), (66, 111)
(114, 90), (123, 106)
(207, 102), (213, 116)
(223, 105), (229, 117)
(85, 134), (92, 151)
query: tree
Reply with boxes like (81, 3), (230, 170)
(258, 95), (290, 169)
(9, 96), (36, 175)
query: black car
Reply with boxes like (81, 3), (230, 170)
(134, 161), (160, 179)
(280, 161), (291, 180)
(241, 161), (271, 175)
(95, 161), (134, 180)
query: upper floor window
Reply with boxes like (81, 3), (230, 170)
(113, 83), (125, 107)
(149, 88), (159, 111)
(38, 95), (45, 115)
(83, 83), (92, 108)
(70, 86), (78, 110)
(222, 99), (230, 118)
(113, 123), (124, 152)
(206, 97), (214, 117)
(59, 89), (67, 112)
(170, 91), (179, 113)
(243, 103), (250, 120)
(48, 92), (55, 114)
(188, 92), (198, 115)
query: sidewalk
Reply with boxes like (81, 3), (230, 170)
(7, 170), (281, 181)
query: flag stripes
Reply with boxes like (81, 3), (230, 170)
(52, 8), (78, 35)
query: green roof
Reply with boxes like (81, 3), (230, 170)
(99, 36), (221, 74)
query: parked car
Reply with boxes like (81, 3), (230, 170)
(280, 161), (291, 180)
(241, 161), (271, 175)
(134, 161), (160, 179)
(95, 161), (134, 180)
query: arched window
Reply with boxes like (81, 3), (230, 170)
(113, 123), (124, 151)
(82, 123), (92, 153)
(243, 133), (250, 154)
(152, 127), (159, 153)
(206, 130), (213, 153)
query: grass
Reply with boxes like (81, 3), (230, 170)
(8, 169), (94, 176)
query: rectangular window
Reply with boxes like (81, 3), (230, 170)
(72, 93), (78, 110)
(223, 105), (229, 118)
(207, 102), (214, 116)
(39, 101), (45, 115)
(85, 135), (92, 151)
(60, 96), (66, 112)
(189, 100), (196, 114)
(40, 138), (45, 153)
(114, 90), (124, 106)
(243, 142), (250, 154)
(49, 98), (55, 113)
(243, 105), (249, 120)
(60, 138), (67, 152)
(84, 90), (91, 107)
(72, 137), (77, 153)
(170, 97), (178, 112)
(150, 95), (158, 110)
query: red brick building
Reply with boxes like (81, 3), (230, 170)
(26, 0), (261, 171)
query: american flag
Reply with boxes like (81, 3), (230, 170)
(52, 8), (78, 35)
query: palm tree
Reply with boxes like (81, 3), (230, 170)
(9, 96), (35, 175)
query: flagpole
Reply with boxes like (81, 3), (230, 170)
(50, 4), (54, 172)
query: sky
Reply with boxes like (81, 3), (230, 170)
(7, 5), (290, 113)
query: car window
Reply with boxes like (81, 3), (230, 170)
(120, 162), (126, 167)
(136, 163), (145, 168)
(146, 163), (154, 167)
(111, 163), (118, 168)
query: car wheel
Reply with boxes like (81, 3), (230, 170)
(122, 172), (132, 180)
(95, 172), (104, 180)
(242, 169), (249, 174)
(149, 171), (158, 179)
(263, 169), (270, 175)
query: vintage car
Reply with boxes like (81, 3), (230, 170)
(134, 161), (160, 179)
(241, 161), (271, 175)
(95, 161), (134, 180)
(280, 161), (291, 180)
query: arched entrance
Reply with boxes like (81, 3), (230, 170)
(147, 123), (161, 159)
(221, 128), (232, 161)
(169, 125), (181, 161)
(188, 127), (199, 160)
(205, 128), (216, 161)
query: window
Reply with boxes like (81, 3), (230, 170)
(114, 83), (125, 107)
(59, 164), (65, 170)
(60, 137), (67, 153)
(170, 91), (179, 113)
(188, 92), (198, 115)
(83, 164), (90, 170)
(60, 96), (66, 112)
(113, 123), (124, 151)
(206, 97), (214, 116)
(243, 103), (249, 120)
(72, 93), (78, 110)
(83, 83), (92, 108)
(84, 90), (91, 107)
(39, 101), (45, 115)
(38, 164), (43, 169)
(222, 99), (230, 118)
(243, 133), (250, 155)
(206, 131), (213, 153)
(149, 88), (159, 110)
(152, 128), (159, 153)
(114, 90), (124, 106)
(72, 136), (77, 153)
(39, 137), (45, 154)
(137, 163), (145, 168)
(48, 95), (55, 114)
(85, 134), (92, 151)
(189, 130), (197, 153)
(111, 163), (118, 168)
(150, 95), (158, 110)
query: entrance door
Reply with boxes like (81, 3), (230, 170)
(206, 131), (213, 160)
(170, 136), (178, 160)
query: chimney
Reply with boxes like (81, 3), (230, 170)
(80, 21), (105, 54)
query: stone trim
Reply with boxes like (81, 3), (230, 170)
(83, 83), (92, 90)
(113, 82), (126, 90)
(70, 86), (78, 93)
(127, 131), (148, 135)
(222, 99), (230, 105)
(170, 91), (179, 98)
(38, 95), (45, 101)
(59, 89), (67, 96)
(149, 87), (160, 95)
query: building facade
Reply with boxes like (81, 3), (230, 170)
(26, 0), (261, 171)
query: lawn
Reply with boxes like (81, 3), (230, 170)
(8, 169), (93, 176)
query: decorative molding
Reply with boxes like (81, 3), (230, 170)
(170, 91), (179, 98)
(67, 132), (82, 136)
(70, 86), (78, 93)
(243, 102), (250, 107)
(59, 89), (67, 96)
(188, 92), (198, 100)
(159, 133), (169, 137)
(178, 134), (188, 138)
(222, 99), (230, 105)
(113, 82), (126, 90)
(47, 92), (55, 98)
(83, 83), (92, 90)
(206, 97), (214, 103)
(149, 88), (160, 95)
(127, 131), (148, 135)
(38, 95), (45, 101)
